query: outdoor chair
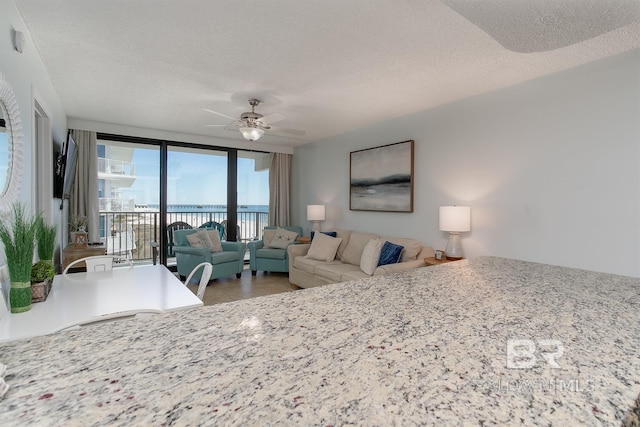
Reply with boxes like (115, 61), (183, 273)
(221, 220), (241, 241)
(167, 221), (192, 257)
(199, 221), (225, 240)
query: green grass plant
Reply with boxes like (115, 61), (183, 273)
(0, 204), (38, 312)
(36, 217), (57, 261)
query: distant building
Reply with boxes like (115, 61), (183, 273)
(97, 144), (136, 212)
(97, 144), (138, 258)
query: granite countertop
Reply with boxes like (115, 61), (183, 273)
(0, 257), (638, 426)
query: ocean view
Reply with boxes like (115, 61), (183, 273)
(135, 204), (269, 213)
(100, 204), (271, 260)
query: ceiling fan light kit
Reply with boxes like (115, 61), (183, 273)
(240, 126), (264, 142)
(204, 98), (305, 142)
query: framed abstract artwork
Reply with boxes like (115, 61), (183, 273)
(350, 140), (414, 212)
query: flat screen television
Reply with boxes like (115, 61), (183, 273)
(53, 132), (78, 199)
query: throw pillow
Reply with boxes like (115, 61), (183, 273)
(360, 238), (383, 275)
(186, 229), (214, 250)
(310, 231), (338, 240)
(205, 229), (223, 252)
(263, 229), (276, 247)
(341, 231), (379, 265)
(269, 227), (299, 249)
(383, 237), (422, 262)
(378, 241), (404, 266)
(306, 232), (343, 262)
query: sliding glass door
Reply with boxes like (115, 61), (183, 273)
(166, 145), (228, 228)
(237, 151), (270, 241)
(96, 136), (270, 266)
(97, 141), (160, 261)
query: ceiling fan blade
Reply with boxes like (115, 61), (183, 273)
(268, 125), (306, 136)
(258, 112), (286, 126)
(203, 108), (238, 122)
(204, 124), (229, 127)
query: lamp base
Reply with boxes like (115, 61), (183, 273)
(445, 232), (464, 260)
(311, 221), (321, 234)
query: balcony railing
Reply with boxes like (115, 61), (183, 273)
(99, 198), (136, 212)
(98, 158), (135, 176)
(99, 210), (269, 262)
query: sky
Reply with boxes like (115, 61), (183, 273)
(118, 148), (269, 206)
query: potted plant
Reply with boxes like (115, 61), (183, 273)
(0, 203), (38, 313)
(69, 215), (88, 247)
(31, 218), (57, 302)
(30, 260), (55, 303)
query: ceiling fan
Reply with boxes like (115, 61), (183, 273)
(204, 99), (305, 142)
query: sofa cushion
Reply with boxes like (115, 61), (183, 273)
(315, 263), (362, 282)
(209, 251), (242, 265)
(186, 229), (214, 250)
(306, 232), (342, 262)
(269, 227), (299, 249)
(360, 238), (383, 275)
(334, 229), (352, 261)
(378, 241), (404, 266)
(293, 256), (340, 275)
(341, 231), (379, 266)
(382, 237), (422, 262)
(256, 247), (286, 260)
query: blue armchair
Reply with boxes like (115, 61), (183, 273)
(173, 229), (246, 280)
(247, 226), (302, 275)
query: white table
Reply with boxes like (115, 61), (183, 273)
(0, 264), (203, 342)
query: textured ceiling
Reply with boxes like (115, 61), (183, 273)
(13, 0), (640, 149)
(442, 0), (640, 52)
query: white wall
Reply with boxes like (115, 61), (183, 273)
(292, 49), (640, 278)
(0, 1), (68, 265)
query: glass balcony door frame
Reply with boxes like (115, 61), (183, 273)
(98, 133), (265, 266)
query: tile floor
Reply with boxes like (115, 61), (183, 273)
(185, 266), (297, 306)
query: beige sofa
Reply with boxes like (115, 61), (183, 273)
(288, 229), (434, 288)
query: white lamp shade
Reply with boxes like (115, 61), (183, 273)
(239, 127), (264, 141)
(439, 206), (471, 232)
(307, 204), (326, 221)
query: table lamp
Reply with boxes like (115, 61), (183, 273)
(307, 205), (326, 233)
(439, 206), (471, 260)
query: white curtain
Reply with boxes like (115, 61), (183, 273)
(69, 130), (99, 243)
(268, 153), (292, 226)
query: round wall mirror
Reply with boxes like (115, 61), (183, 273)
(0, 73), (23, 215)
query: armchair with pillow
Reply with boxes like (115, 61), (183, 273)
(173, 228), (246, 281)
(247, 226), (303, 275)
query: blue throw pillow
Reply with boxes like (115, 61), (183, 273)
(311, 231), (338, 240)
(378, 241), (404, 266)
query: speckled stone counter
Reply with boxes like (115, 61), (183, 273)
(0, 257), (638, 426)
